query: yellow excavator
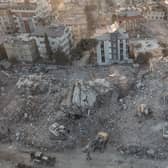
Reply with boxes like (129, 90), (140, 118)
(91, 132), (109, 152)
(83, 132), (109, 160)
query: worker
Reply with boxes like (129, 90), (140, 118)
(84, 143), (92, 160)
(86, 146), (92, 160)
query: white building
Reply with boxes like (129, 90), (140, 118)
(96, 29), (132, 65)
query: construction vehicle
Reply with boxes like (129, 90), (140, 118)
(91, 132), (109, 152)
(83, 132), (109, 154)
(30, 151), (56, 166)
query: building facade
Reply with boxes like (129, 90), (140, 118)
(18, 25), (73, 59)
(96, 29), (131, 65)
(0, 7), (14, 34)
(143, 4), (166, 20)
(4, 38), (39, 62)
(31, 25), (73, 58)
(10, 2), (37, 33)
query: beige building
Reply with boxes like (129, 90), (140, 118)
(0, 7), (14, 34)
(10, 2), (37, 33)
(58, 4), (88, 44)
(4, 38), (39, 62)
(143, 4), (166, 20)
(118, 9), (146, 35)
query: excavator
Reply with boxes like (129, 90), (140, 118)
(91, 132), (109, 152)
(83, 132), (109, 160)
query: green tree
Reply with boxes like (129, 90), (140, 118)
(70, 48), (82, 61)
(0, 44), (7, 60)
(111, 14), (117, 24)
(162, 49), (168, 57)
(52, 47), (70, 65)
(77, 39), (98, 51)
(135, 52), (152, 65)
(44, 33), (52, 60)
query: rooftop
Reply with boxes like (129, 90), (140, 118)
(31, 25), (66, 38)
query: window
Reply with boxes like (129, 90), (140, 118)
(120, 43), (123, 48)
(101, 41), (105, 63)
(120, 49), (124, 61)
(40, 41), (44, 44)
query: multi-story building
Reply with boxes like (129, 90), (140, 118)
(118, 9), (145, 34)
(10, 1), (37, 33)
(35, 0), (52, 19)
(18, 25), (73, 59)
(160, 0), (168, 20)
(0, 0), (11, 6)
(143, 4), (166, 20)
(4, 38), (39, 62)
(96, 29), (132, 65)
(0, 7), (14, 34)
(12, 0), (37, 3)
(58, 4), (88, 44)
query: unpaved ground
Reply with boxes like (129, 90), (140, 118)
(1, 144), (168, 168)
(144, 21), (168, 44)
(1, 59), (168, 167)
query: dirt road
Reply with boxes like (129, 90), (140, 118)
(1, 144), (168, 168)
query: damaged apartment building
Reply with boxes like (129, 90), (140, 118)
(16, 24), (73, 60)
(4, 38), (39, 62)
(96, 29), (132, 65)
(3, 24), (73, 61)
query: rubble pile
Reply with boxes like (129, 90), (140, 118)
(119, 145), (168, 160)
(16, 74), (48, 95)
(62, 78), (115, 109)
(4, 61), (168, 154)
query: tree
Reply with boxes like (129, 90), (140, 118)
(52, 47), (70, 65)
(135, 52), (152, 65)
(70, 48), (82, 61)
(162, 49), (168, 57)
(44, 33), (52, 60)
(77, 39), (98, 51)
(111, 14), (117, 24)
(0, 44), (7, 60)
(70, 39), (98, 61)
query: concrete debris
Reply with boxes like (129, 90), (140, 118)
(0, 60), (11, 70)
(2, 56), (168, 167)
(136, 104), (152, 117)
(16, 74), (48, 95)
(71, 79), (113, 108)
